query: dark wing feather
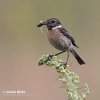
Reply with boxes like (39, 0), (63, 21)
(58, 27), (79, 48)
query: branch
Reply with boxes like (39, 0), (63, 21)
(38, 54), (90, 100)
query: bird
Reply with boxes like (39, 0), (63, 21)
(37, 18), (85, 66)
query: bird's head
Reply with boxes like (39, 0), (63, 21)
(37, 18), (62, 30)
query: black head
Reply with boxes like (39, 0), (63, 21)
(37, 18), (61, 30)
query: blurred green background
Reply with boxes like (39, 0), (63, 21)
(0, 0), (100, 100)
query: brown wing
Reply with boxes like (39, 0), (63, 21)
(58, 27), (79, 48)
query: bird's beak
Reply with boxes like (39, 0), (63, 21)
(37, 20), (47, 27)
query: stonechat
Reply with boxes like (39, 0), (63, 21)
(37, 18), (85, 66)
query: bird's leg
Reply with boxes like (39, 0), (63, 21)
(64, 51), (69, 67)
(55, 51), (66, 56)
(48, 51), (65, 59)
(55, 51), (68, 68)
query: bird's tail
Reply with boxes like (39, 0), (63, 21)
(70, 49), (85, 65)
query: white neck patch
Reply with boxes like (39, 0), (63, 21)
(52, 25), (62, 30)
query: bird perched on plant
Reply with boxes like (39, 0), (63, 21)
(37, 18), (85, 66)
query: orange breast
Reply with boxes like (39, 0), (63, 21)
(48, 29), (59, 39)
(47, 29), (70, 51)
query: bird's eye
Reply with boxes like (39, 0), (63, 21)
(51, 20), (55, 23)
